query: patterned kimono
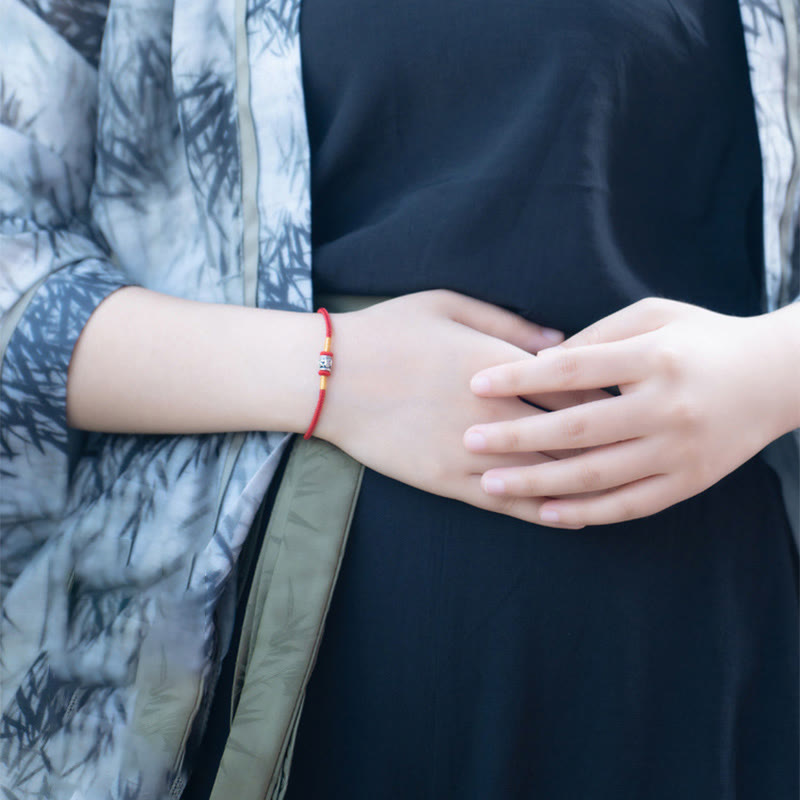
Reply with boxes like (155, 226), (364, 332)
(0, 1), (798, 797)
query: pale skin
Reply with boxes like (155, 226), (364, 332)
(465, 296), (800, 528)
(67, 289), (799, 530)
(67, 287), (600, 528)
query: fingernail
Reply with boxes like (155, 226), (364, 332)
(540, 509), (561, 523)
(464, 431), (487, 451)
(471, 375), (491, 393)
(483, 477), (505, 495)
(541, 328), (564, 342)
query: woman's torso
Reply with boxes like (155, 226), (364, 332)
(305, 0), (765, 329)
(290, 1), (797, 797)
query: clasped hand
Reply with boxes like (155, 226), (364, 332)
(465, 297), (798, 528)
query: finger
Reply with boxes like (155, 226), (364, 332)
(471, 338), (651, 397)
(511, 398), (592, 459)
(441, 291), (565, 352)
(535, 474), (682, 527)
(560, 297), (674, 349)
(463, 399), (585, 463)
(478, 439), (661, 497)
(461, 476), (585, 530)
(465, 394), (652, 453)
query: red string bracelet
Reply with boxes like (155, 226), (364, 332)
(304, 308), (333, 440)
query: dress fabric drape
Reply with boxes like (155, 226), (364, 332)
(183, 1), (799, 797)
(287, 0), (799, 797)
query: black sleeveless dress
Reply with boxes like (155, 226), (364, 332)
(283, 1), (799, 798)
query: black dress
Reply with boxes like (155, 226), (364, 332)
(286, 0), (799, 798)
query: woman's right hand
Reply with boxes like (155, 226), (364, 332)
(315, 290), (600, 527)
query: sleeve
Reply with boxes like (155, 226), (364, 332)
(739, 0), (800, 310)
(0, 0), (139, 578)
(780, 0), (799, 308)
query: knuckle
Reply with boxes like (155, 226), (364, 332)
(577, 462), (601, 491)
(503, 426), (522, 452)
(503, 368), (524, 394)
(670, 395), (700, 430)
(554, 352), (581, 385)
(561, 413), (586, 443)
(519, 472), (539, 494)
(655, 345), (682, 379)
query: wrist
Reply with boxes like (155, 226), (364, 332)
(250, 308), (327, 435)
(748, 304), (800, 439)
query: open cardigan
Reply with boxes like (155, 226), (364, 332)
(1, 1), (798, 797)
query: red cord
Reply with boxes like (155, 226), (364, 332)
(304, 388), (326, 440)
(319, 306), (332, 339)
(303, 308), (332, 440)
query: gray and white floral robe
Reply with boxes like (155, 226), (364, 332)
(1, 0), (798, 797)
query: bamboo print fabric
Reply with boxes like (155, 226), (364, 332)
(0, 0), (797, 798)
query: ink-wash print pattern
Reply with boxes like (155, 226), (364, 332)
(0, 0), (797, 798)
(740, 0), (800, 309)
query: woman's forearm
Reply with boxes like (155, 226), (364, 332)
(66, 286), (323, 434)
(66, 287), (597, 527)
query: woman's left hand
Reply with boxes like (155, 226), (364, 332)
(464, 297), (800, 528)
